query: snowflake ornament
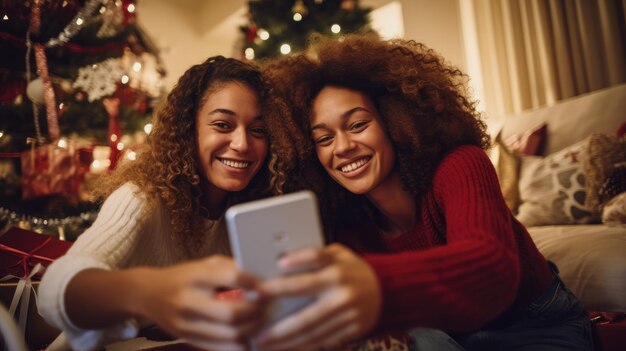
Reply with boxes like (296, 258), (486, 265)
(73, 58), (124, 102)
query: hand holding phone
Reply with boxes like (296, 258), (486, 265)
(225, 190), (325, 324)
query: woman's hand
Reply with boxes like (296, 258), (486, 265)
(134, 255), (268, 350)
(255, 243), (382, 350)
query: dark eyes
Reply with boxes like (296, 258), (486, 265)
(350, 120), (368, 130)
(314, 135), (332, 145)
(211, 121), (231, 130)
(209, 121), (267, 137)
(313, 120), (369, 145)
(250, 127), (268, 137)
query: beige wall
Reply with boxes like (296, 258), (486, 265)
(137, 0), (248, 90)
(137, 0), (465, 91)
(395, 0), (465, 70)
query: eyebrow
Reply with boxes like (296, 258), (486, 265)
(208, 108), (263, 120)
(311, 107), (370, 131)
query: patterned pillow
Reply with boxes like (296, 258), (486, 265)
(516, 139), (596, 227)
(582, 134), (626, 213)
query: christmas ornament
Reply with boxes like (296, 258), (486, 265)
(292, 0), (308, 16)
(341, 0), (357, 10)
(26, 78), (45, 105)
(246, 24), (258, 43)
(103, 97), (123, 170)
(73, 58), (124, 102)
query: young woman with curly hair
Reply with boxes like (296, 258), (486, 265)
(39, 56), (289, 351)
(257, 35), (593, 351)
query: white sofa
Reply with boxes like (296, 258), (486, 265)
(494, 83), (626, 312)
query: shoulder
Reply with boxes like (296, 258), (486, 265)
(431, 145), (498, 192)
(98, 182), (155, 222)
(434, 145), (493, 176)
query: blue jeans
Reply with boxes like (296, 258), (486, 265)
(408, 263), (594, 350)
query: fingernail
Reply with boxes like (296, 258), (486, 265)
(245, 290), (261, 301)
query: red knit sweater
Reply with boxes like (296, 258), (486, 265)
(337, 146), (553, 333)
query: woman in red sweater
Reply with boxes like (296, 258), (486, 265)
(257, 35), (593, 350)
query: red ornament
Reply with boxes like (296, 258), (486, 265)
(103, 97), (123, 170)
(246, 24), (258, 43)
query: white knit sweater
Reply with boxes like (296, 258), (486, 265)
(38, 183), (229, 351)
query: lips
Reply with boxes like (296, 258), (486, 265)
(218, 157), (251, 169)
(337, 156), (371, 173)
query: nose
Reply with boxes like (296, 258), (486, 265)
(334, 132), (356, 156)
(230, 127), (250, 153)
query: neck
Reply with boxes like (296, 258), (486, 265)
(202, 181), (229, 219)
(367, 172), (417, 235)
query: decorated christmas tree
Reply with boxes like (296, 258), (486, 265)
(239, 0), (374, 60)
(0, 0), (165, 240)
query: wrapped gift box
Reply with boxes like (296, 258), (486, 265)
(0, 226), (72, 279)
(0, 280), (61, 349)
(0, 227), (73, 349)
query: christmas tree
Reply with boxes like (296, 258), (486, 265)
(0, 0), (165, 240)
(240, 0), (374, 60)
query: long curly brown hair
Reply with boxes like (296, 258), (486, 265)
(97, 56), (287, 254)
(262, 34), (490, 234)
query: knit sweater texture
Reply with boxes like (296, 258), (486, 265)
(338, 145), (553, 334)
(38, 183), (229, 351)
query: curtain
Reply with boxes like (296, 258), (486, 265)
(465, 0), (626, 116)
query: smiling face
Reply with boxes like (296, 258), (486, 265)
(196, 81), (268, 200)
(310, 85), (396, 196)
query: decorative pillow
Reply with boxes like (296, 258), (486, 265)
(516, 139), (596, 227)
(582, 134), (626, 213)
(504, 123), (547, 156)
(488, 134), (521, 213)
(602, 192), (626, 226)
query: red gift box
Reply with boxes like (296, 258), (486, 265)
(0, 227), (72, 349)
(0, 226), (72, 279)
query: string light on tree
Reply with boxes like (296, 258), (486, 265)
(331, 24), (341, 33)
(245, 48), (255, 60)
(241, 0), (375, 60)
(258, 28), (270, 40)
(280, 43), (291, 55)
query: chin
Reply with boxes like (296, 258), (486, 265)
(341, 183), (372, 195)
(218, 181), (249, 193)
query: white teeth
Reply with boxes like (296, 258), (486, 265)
(340, 158), (369, 173)
(220, 158), (250, 169)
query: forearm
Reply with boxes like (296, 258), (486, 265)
(65, 267), (155, 329)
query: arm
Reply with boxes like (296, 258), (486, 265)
(364, 146), (521, 332)
(39, 184), (267, 350)
(256, 147), (522, 350)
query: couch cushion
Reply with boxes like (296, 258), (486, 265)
(500, 84), (626, 155)
(528, 224), (626, 312)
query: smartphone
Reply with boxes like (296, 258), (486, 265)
(225, 190), (325, 324)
